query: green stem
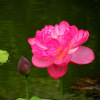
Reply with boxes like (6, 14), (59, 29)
(25, 75), (29, 100)
(60, 78), (63, 100)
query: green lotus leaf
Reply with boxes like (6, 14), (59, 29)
(0, 50), (9, 63)
(30, 96), (42, 100)
(42, 99), (52, 100)
(16, 98), (25, 100)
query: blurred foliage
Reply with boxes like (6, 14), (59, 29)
(16, 96), (52, 100)
(0, 50), (9, 63)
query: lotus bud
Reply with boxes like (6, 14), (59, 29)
(18, 56), (31, 75)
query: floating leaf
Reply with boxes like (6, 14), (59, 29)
(30, 96), (42, 100)
(42, 99), (52, 100)
(16, 98), (25, 100)
(0, 50), (9, 63)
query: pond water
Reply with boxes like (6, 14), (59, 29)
(0, 0), (100, 100)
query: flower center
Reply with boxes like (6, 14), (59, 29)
(57, 47), (67, 57)
(56, 47), (62, 51)
(69, 41), (73, 50)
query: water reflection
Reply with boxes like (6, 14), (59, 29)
(71, 76), (100, 95)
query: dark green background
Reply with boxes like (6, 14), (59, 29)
(0, 0), (100, 100)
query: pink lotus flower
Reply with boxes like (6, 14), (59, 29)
(28, 21), (95, 80)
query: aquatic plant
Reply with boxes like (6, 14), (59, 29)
(18, 56), (31, 75)
(28, 21), (95, 100)
(0, 50), (9, 64)
(18, 56), (31, 100)
(28, 21), (95, 80)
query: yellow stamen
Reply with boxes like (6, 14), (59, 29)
(69, 41), (73, 49)
(57, 48), (67, 57)
(53, 37), (57, 39)
(56, 47), (62, 52)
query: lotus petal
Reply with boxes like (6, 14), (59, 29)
(47, 64), (68, 79)
(32, 55), (54, 68)
(70, 46), (95, 65)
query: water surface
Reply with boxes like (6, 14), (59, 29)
(0, 0), (100, 100)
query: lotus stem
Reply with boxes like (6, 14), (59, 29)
(60, 77), (63, 100)
(25, 75), (29, 100)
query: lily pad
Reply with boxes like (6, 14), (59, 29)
(16, 98), (25, 100)
(0, 50), (9, 63)
(16, 97), (52, 100)
(30, 96), (42, 100)
(42, 99), (52, 100)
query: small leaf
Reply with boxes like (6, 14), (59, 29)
(30, 96), (42, 100)
(0, 50), (9, 63)
(42, 99), (52, 100)
(16, 98), (25, 100)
